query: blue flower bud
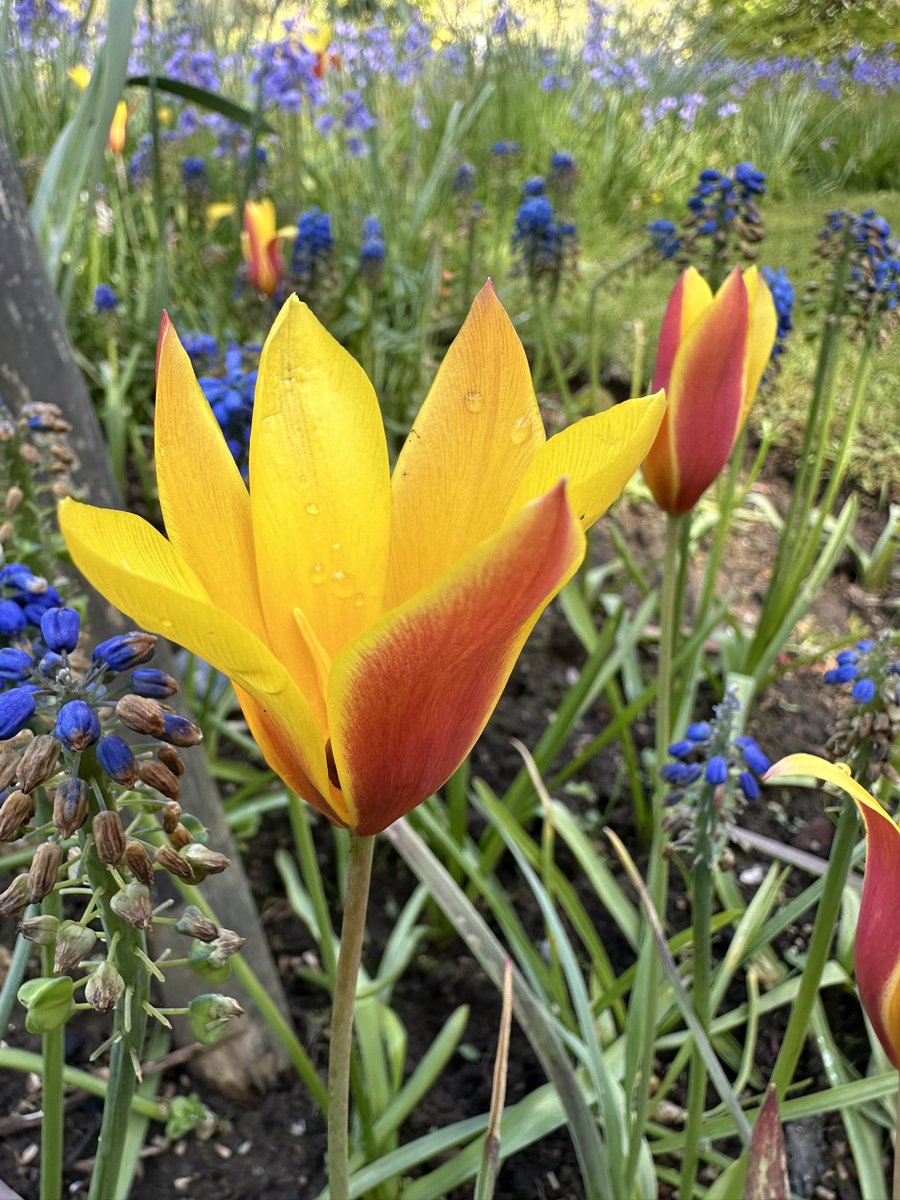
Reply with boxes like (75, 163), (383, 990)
(735, 736), (771, 775)
(92, 632), (157, 672)
(40, 607), (81, 653)
(660, 762), (691, 784)
(738, 771), (760, 801)
(56, 700), (101, 751)
(851, 677), (877, 704)
(686, 722), (712, 742)
(0, 648), (33, 681)
(97, 735), (138, 786)
(823, 664), (858, 684)
(835, 650), (859, 666)
(682, 763), (703, 784)
(0, 600), (26, 635)
(131, 669), (179, 698)
(856, 639), (875, 652)
(705, 756), (728, 785)
(38, 652), (63, 676)
(0, 688), (35, 738)
(160, 713), (203, 748)
(667, 740), (693, 760)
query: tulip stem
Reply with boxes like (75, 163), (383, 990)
(327, 831), (375, 1200)
(40, 801), (63, 1200)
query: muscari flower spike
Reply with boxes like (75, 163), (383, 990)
(765, 755), (900, 1067)
(59, 284), (666, 837)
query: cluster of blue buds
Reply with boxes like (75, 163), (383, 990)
(761, 266), (795, 361)
(548, 150), (578, 198)
(180, 332), (218, 365)
(818, 208), (899, 331)
(645, 218), (681, 262)
(198, 344), (259, 477)
(93, 283), (117, 313)
(0, 562), (65, 641)
(660, 689), (771, 864)
(182, 156), (209, 195)
(824, 633), (900, 785)
(511, 182), (577, 295)
(360, 215), (385, 285)
(490, 140), (522, 160)
(453, 162), (476, 196)
(683, 162), (766, 262)
(291, 206), (334, 297)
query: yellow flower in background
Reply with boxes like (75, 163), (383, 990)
(206, 201), (236, 229)
(68, 64), (91, 90)
(241, 199), (296, 297)
(59, 284), (665, 836)
(765, 755), (900, 1067)
(66, 65), (130, 154)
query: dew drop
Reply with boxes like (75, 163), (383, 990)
(310, 563), (326, 585)
(305, 503), (319, 516)
(329, 569), (354, 599)
(464, 389), (482, 413)
(353, 592), (365, 608)
(511, 415), (530, 444)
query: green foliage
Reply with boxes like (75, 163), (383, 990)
(705, 0), (896, 57)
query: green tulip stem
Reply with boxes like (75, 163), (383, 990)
(679, 851), (713, 1200)
(40, 815), (63, 1200)
(327, 831), (375, 1200)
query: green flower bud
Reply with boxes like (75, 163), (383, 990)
(18, 914), (59, 945)
(18, 975), (75, 1033)
(188, 993), (244, 1046)
(188, 942), (231, 984)
(53, 920), (97, 975)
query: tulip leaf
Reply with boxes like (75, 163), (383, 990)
(126, 75), (274, 133)
(744, 1087), (789, 1200)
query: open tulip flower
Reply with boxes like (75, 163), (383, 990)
(60, 283), (664, 836)
(765, 754), (900, 1067)
(642, 265), (777, 515)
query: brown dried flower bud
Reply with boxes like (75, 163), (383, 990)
(28, 842), (63, 902)
(0, 749), (20, 789)
(168, 822), (194, 851)
(138, 759), (181, 801)
(53, 920), (97, 975)
(0, 522), (13, 544)
(161, 801), (182, 834)
(155, 844), (196, 881)
(0, 874), (30, 917)
(5, 486), (23, 515)
(17, 735), (61, 793)
(50, 442), (76, 465)
(156, 745), (185, 777)
(181, 844), (230, 879)
(53, 777), (88, 838)
(19, 443), (40, 466)
(0, 790), (35, 841)
(207, 928), (245, 968)
(175, 905), (219, 943)
(110, 880), (152, 930)
(115, 695), (165, 737)
(84, 960), (124, 1012)
(124, 841), (155, 886)
(93, 811), (126, 865)
(50, 481), (71, 500)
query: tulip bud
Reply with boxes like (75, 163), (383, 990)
(85, 960), (125, 1012)
(93, 811), (126, 865)
(175, 905), (219, 943)
(17, 734), (61, 794)
(0, 688), (36, 739)
(17, 975), (75, 1033)
(56, 699), (101, 751)
(188, 993), (244, 1045)
(0, 647), (34, 681)
(160, 713), (203, 748)
(110, 880), (152, 930)
(18, 914), (59, 945)
(155, 844), (196, 881)
(96, 735), (138, 787)
(0, 874), (30, 917)
(0, 790), (35, 840)
(138, 759), (181, 801)
(131, 668), (179, 698)
(40, 607), (81, 654)
(53, 920), (97, 975)
(53, 777), (88, 838)
(156, 745), (185, 777)
(92, 632), (157, 672)
(123, 841), (155, 886)
(28, 842), (62, 902)
(115, 694), (165, 737)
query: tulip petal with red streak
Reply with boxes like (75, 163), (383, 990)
(328, 483), (584, 835)
(765, 754), (900, 1067)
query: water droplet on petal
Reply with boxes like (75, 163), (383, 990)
(310, 563), (326, 585)
(464, 390), (482, 413)
(353, 592), (364, 608)
(511, 415), (530, 444)
(329, 570), (354, 599)
(305, 503), (319, 516)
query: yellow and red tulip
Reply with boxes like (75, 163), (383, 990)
(242, 199), (285, 297)
(765, 754), (900, 1066)
(59, 284), (665, 836)
(642, 265), (776, 515)
(68, 67), (131, 155)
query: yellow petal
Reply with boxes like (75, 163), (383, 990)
(207, 201), (236, 229)
(506, 391), (666, 529)
(155, 314), (266, 639)
(58, 498), (333, 805)
(250, 297), (391, 664)
(738, 266), (778, 427)
(764, 754), (889, 825)
(387, 282), (545, 608)
(678, 266), (714, 338)
(299, 23), (332, 53)
(68, 65), (91, 90)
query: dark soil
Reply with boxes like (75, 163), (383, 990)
(0, 463), (893, 1200)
